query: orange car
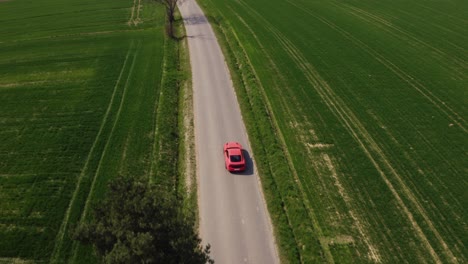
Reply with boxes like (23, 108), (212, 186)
(223, 142), (246, 172)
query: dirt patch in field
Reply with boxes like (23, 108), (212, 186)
(322, 235), (355, 246)
(306, 143), (334, 149)
(0, 81), (46, 88)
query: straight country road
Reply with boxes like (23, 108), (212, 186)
(178, 0), (279, 263)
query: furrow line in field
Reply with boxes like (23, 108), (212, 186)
(284, 1), (458, 262)
(389, 8), (467, 53)
(49, 42), (135, 264)
(413, 2), (468, 25)
(415, 126), (461, 177)
(337, 2), (467, 75)
(292, 1), (466, 133)
(365, 0), (468, 41)
(69, 41), (141, 263)
(0, 173), (69, 177)
(373, 56), (466, 132)
(0, 29), (147, 45)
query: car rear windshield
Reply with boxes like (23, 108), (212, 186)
(230, 155), (242, 162)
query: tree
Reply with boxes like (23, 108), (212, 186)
(157, 0), (179, 38)
(73, 176), (213, 264)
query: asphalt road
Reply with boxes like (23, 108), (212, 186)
(178, 1), (279, 263)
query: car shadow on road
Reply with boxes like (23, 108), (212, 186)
(183, 15), (208, 25)
(231, 150), (254, 176)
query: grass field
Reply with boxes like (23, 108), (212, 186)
(0, 0), (187, 262)
(199, 0), (467, 263)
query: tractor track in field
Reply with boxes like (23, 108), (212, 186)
(335, 2), (468, 76)
(128, 0), (142, 26)
(343, 1), (468, 54)
(292, 1), (468, 134)
(68, 41), (141, 263)
(148, 34), (167, 184)
(393, 7), (467, 45)
(0, 29), (147, 46)
(368, 110), (465, 230)
(413, 2), (468, 25)
(283, 1), (459, 262)
(49, 42), (136, 263)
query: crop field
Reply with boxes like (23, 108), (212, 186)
(0, 0), (185, 263)
(199, 0), (467, 263)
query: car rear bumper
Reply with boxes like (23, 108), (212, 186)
(228, 166), (246, 172)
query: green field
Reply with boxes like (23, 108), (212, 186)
(0, 0), (187, 262)
(199, 0), (467, 263)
